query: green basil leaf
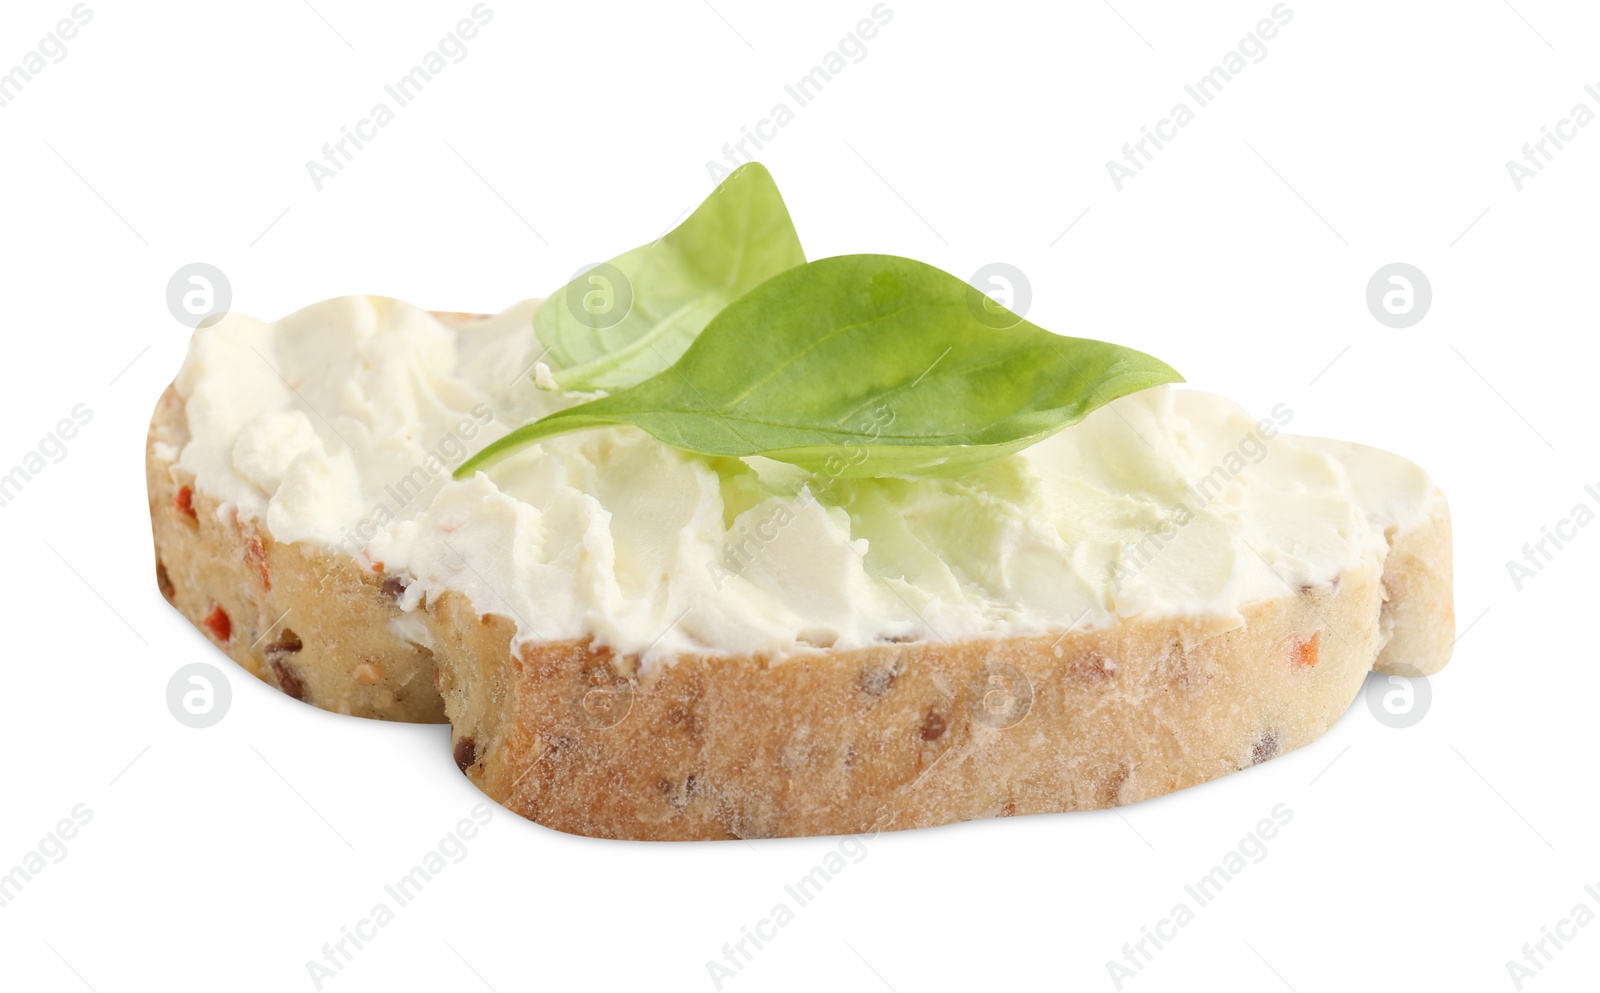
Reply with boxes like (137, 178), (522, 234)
(537, 162), (805, 391)
(462, 254), (1182, 479)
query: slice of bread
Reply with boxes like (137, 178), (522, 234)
(149, 380), (444, 722)
(147, 308), (1453, 839)
(143, 309), (495, 723)
(432, 489), (1450, 839)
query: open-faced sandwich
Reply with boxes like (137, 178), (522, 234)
(148, 164), (1451, 840)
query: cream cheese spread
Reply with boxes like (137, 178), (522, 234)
(173, 296), (1435, 665)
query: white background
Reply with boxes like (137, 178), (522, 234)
(1, 1), (1595, 990)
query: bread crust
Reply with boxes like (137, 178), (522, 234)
(148, 363), (1454, 838)
(149, 402), (453, 723)
(145, 311), (493, 722)
(434, 528), (1447, 840)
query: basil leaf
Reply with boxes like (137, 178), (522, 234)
(537, 162), (805, 391)
(462, 255), (1182, 479)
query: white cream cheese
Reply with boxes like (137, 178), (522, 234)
(172, 296), (1435, 666)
